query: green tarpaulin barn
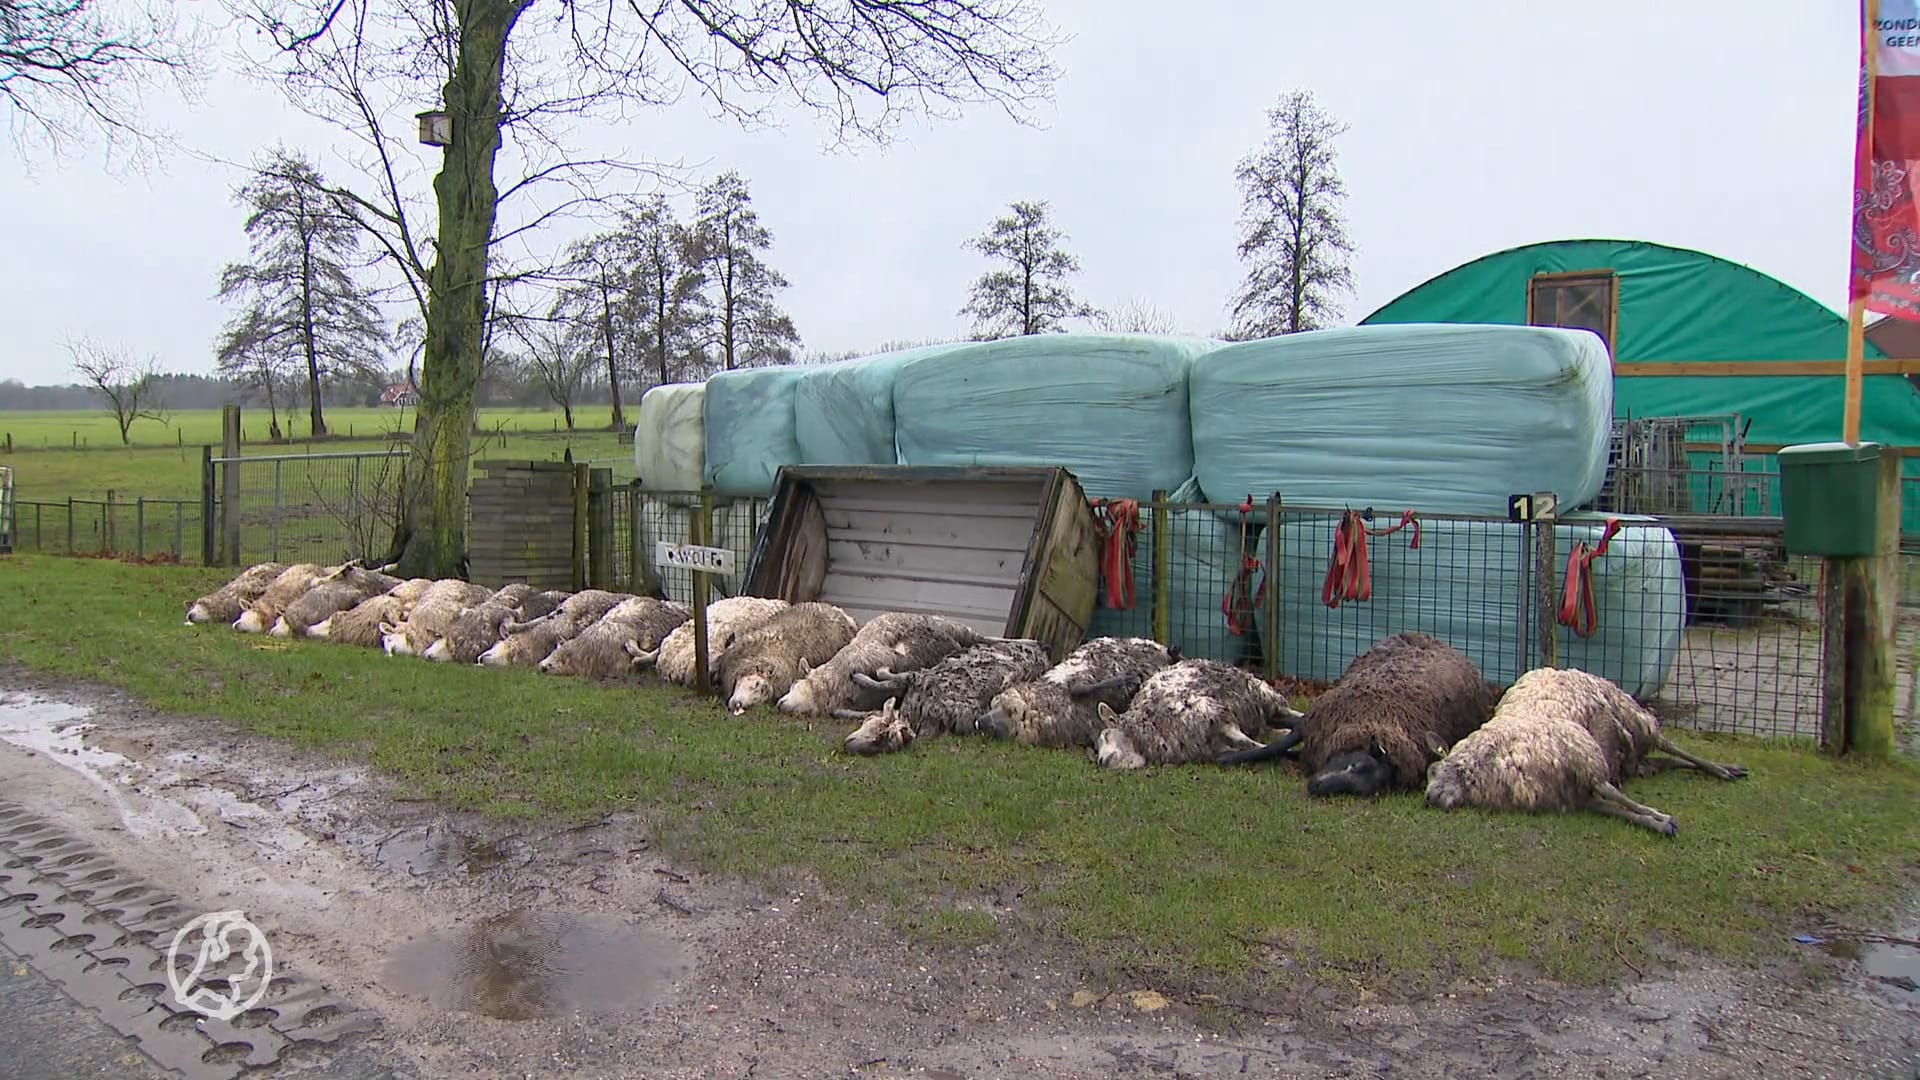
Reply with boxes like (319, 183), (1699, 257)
(1359, 238), (1920, 495)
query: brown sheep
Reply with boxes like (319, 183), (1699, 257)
(977, 637), (1182, 749)
(775, 612), (986, 717)
(1424, 668), (1747, 837)
(1217, 631), (1499, 799)
(185, 562), (287, 625)
(716, 601), (858, 714)
(840, 637), (1051, 755)
(420, 584), (537, 663)
(1091, 658), (1305, 770)
(269, 565), (404, 638)
(539, 597), (692, 679)
(233, 562), (339, 633)
(379, 579), (495, 656)
(314, 592), (409, 647)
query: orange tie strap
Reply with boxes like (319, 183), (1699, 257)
(1558, 517), (1623, 638)
(1321, 508), (1422, 609)
(1222, 496), (1268, 636)
(1089, 497), (1143, 610)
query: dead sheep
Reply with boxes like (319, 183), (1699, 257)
(977, 637), (1183, 750)
(516, 589), (571, 622)
(775, 612), (988, 717)
(185, 562), (287, 625)
(379, 579), (496, 656)
(539, 597), (692, 679)
(476, 618), (570, 668)
(269, 565), (405, 638)
(1091, 658), (1305, 770)
(716, 601), (858, 715)
(840, 637), (1052, 755)
(503, 588), (629, 639)
(1423, 667), (1747, 837)
(1217, 631), (1499, 799)
(233, 562), (343, 633)
(632, 596), (793, 686)
(420, 584), (537, 663)
(308, 577), (434, 641)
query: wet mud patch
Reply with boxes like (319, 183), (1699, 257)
(381, 907), (688, 1021)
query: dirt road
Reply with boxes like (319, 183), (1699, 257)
(0, 672), (1914, 1080)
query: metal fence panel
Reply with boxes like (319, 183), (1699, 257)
(212, 450), (407, 567)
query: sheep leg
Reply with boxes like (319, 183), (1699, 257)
(1644, 733), (1748, 781)
(1215, 728), (1303, 766)
(1587, 781), (1678, 837)
(1216, 724), (1264, 752)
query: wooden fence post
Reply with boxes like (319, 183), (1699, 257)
(1150, 489), (1170, 646)
(200, 446), (216, 567)
(1263, 493), (1283, 681)
(220, 404), (241, 566)
(1820, 454), (1903, 758)
(1529, 491), (1560, 670)
(691, 489), (714, 695)
(570, 462), (590, 591)
(587, 467), (613, 589)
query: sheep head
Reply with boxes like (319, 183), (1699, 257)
(1306, 746), (1396, 798)
(422, 638), (455, 663)
(233, 606), (269, 634)
(776, 678), (820, 716)
(842, 698), (912, 756)
(1091, 703), (1147, 770)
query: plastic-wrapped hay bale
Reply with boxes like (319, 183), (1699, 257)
(637, 498), (696, 605)
(704, 367), (808, 497)
(1189, 323), (1613, 516)
(793, 343), (972, 464)
(633, 382), (707, 499)
(892, 332), (1224, 500)
(1254, 514), (1682, 698)
(1086, 477), (1251, 666)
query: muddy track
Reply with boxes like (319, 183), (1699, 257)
(0, 669), (1916, 1079)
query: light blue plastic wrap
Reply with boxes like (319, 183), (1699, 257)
(792, 343), (973, 465)
(703, 366), (808, 497)
(1188, 324), (1614, 516)
(892, 332), (1225, 500)
(1086, 477), (1251, 665)
(1251, 513), (1683, 699)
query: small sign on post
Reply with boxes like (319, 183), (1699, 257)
(655, 542), (734, 575)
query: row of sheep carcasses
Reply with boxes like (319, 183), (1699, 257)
(185, 562), (1751, 833)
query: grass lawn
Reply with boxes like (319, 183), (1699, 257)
(4, 553), (1919, 996)
(1, 408), (637, 504)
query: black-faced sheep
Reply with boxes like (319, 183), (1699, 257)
(269, 564), (404, 638)
(631, 596), (792, 687)
(539, 596), (692, 679)
(1091, 658), (1305, 770)
(1216, 631), (1499, 799)
(233, 562), (343, 633)
(185, 562), (287, 625)
(379, 579), (495, 656)
(773, 611), (987, 718)
(715, 601), (858, 714)
(840, 637), (1052, 755)
(1423, 667), (1747, 837)
(977, 636), (1182, 750)
(420, 584), (536, 663)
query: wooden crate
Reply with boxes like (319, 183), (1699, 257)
(741, 465), (1101, 663)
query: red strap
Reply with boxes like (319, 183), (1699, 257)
(1089, 498), (1143, 610)
(1222, 552), (1268, 635)
(1557, 517), (1623, 637)
(1321, 509), (1421, 609)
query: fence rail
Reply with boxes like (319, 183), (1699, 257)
(10, 496), (205, 561)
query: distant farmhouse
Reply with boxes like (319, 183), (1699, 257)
(381, 383), (420, 407)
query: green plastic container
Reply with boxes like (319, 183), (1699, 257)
(1776, 441), (1883, 557)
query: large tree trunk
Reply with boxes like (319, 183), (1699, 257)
(389, 0), (522, 578)
(300, 228), (328, 437)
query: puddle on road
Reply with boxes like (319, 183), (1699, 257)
(358, 824), (515, 877)
(1816, 921), (1920, 999)
(0, 693), (139, 788)
(382, 908), (685, 1021)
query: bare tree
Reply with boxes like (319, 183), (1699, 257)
(550, 228), (642, 429)
(68, 336), (166, 443)
(1092, 297), (1179, 335)
(1229, 89), (1356, 339)
(685, 171), (800, 370)
(229, 0), (1061, 578)
(0, 0), (206, 164)
(504, 317), (594, 430)
(215, 147), (391, 438)
(630, 193), (706, 387)
(959, 199), (1099, 339)
(212, 307), (299, 439)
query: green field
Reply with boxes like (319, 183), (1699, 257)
(4, 552), (1919, 996)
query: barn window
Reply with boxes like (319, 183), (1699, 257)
(1527, 271), (1618, 361)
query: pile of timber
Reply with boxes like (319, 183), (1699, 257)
(1668, 521), (1800, 626)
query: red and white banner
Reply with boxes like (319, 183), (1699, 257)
(1851, 0), (1920, 319)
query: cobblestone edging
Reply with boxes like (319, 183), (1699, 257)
(0, 799), (380, 1078)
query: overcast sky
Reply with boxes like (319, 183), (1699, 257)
(0, 0), (1859, 387)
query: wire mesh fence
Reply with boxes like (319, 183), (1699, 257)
(610, 488), (768, 602)
(10, 497), (206, 562)
(209, 450), (407, 567)
(1109, 496), (1855, 747)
